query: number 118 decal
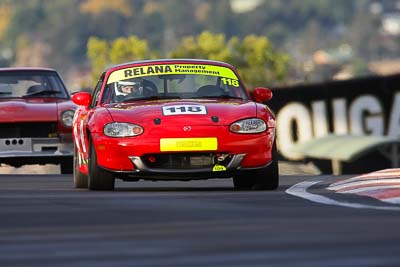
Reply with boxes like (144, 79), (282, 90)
(162, 105), (207, 115)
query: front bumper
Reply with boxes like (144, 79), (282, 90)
(102, 155), (274, 181)
(91, 127), (275, 173)
(0, 137), (73, 166)
(128, 153), (246, 179)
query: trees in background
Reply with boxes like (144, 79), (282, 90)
(87, 36), (157, 81)
(87, 31), (289, 88)
(0, 0), (398, 86)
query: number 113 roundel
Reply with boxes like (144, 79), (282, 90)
(71, 59), (278, 191)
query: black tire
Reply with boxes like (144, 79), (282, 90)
(60, 158), (73, 174)
(73, 146), (88, 188)
(232, 173), (254, 190)
(88, 138), (115, 190)
(233, 141), (279, 191)
(253, 157), (279, 190)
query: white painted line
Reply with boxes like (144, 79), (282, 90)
(337, 184), (400, 194)
(330, 169), (400, 187)
(286, 178), (400, 211)
(382, 197), (400, 204)
(330, 175), (400, 187)
(327, 178), (400, 191)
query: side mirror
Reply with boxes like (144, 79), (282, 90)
(72, 92), (92, 107)
(253, 87), (273, 102)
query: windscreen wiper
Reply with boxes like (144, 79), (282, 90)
(122, 95), (181, 102)
(23, 90), (61, 97)
(193, 95), (244, 100)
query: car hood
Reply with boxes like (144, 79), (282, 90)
(107, 99), (257, 126)
(0, 98), (65, 123)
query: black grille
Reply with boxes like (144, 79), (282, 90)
(0, 122), (58, 138)
(141, 153), (233, 169)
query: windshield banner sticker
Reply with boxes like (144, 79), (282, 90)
(107, 64), (238, 84)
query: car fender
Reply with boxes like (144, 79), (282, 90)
(256, 103), (276, 129)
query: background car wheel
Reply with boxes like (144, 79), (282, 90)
(73, 147), (88, 188)
(60, 158), (73, 174)
(88, 138), (115, 191)
(233, 141), (279, 190)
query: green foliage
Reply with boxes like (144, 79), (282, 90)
(168, 31), (289, 88)
(87, 37), (109, 81)
(2, 0), (396, 85)
(169, 31), (232, 62)
(87, 31), (289, 86)
(87, 36), (158, 80)
(109, 36), (153, 63)
(0, 3), (13, 41)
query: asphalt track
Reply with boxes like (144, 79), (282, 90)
(1, 170), (400, 267)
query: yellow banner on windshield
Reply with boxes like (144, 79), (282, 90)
(107, 64), (238, 84)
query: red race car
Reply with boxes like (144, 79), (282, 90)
(72, 59), (278, 190)
(0, 67), (76, 173)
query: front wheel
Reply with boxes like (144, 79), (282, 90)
(233, 142), (279, 190)
(60, 158), (73, 174)
(73, 146), (88, 188)
(88, 138), (115, 190)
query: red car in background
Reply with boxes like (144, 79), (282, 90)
(72, 59), (278, 190)
(0, 68), (76, 173)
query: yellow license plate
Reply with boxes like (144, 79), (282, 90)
(160, 138), (218, 151)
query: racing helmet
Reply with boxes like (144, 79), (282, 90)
(115, 79), (143, 96)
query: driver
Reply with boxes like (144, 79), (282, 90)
(114, 79), (143, 100)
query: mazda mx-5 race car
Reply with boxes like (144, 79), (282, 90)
(72, 59), (278, 190)
(0, 68), (76, 173)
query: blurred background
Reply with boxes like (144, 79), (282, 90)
(0, 0), (399, 90)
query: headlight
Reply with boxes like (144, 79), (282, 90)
(61, 110), (75, 127)
(229, 118), (267, 133)
(104, 122), (144, 137)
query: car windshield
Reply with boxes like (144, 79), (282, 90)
(100, 63), (249, 104)
(0, 70), (69, 99)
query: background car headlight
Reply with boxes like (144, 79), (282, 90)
(229, 118), (267, 133)
(61, 110), (75, 127)
(104, 122), (144, 137)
